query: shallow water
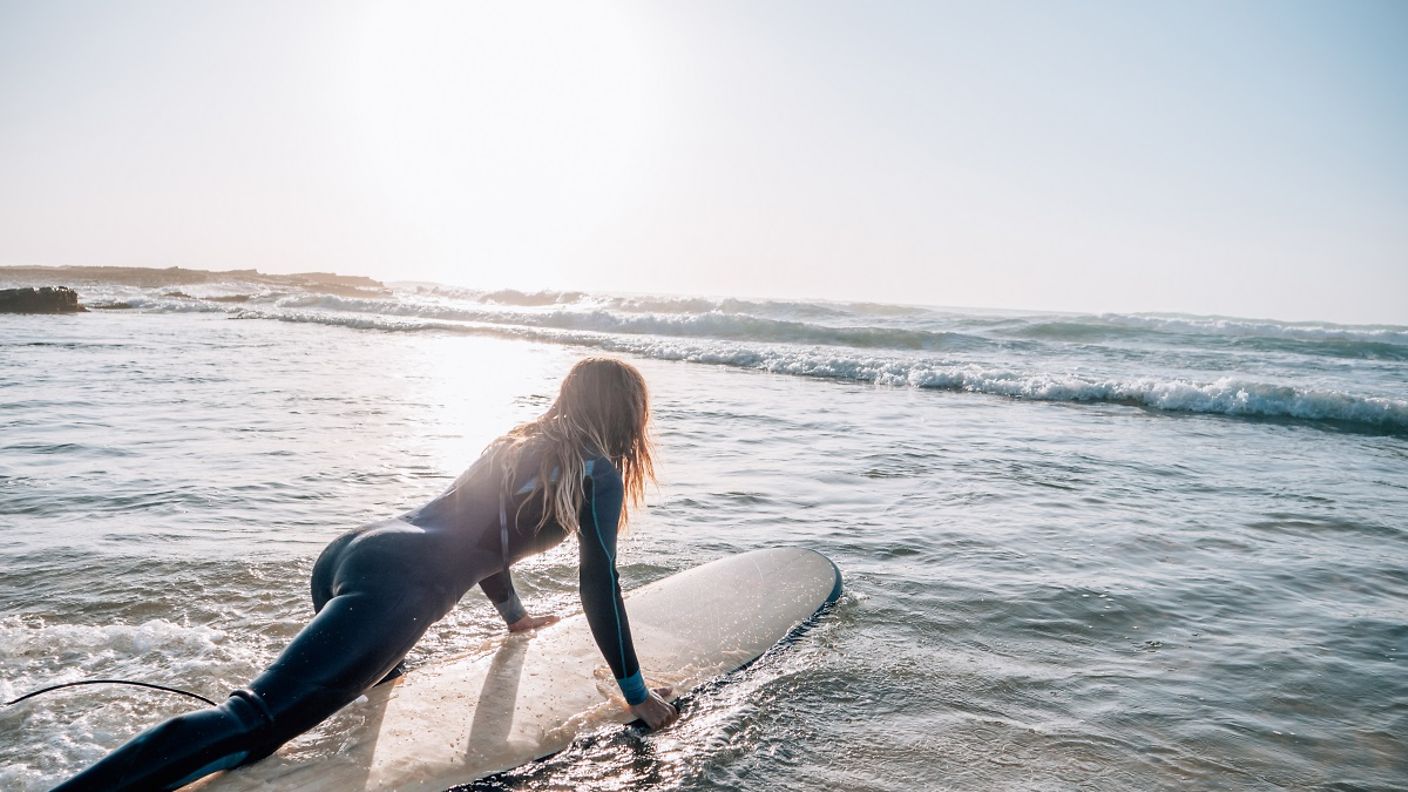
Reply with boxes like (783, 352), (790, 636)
(1, 293), (1406, 791)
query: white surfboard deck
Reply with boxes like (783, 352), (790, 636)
(192, 546), (842, 791)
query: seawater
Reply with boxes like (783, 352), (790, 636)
(1, 281), (1405, 791)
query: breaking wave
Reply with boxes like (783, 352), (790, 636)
(63, 279), (1408, 435)
(221, 307), (1408, 435)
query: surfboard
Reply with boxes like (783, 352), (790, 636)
(191, 546), (842, 791)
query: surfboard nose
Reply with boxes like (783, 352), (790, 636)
(789, 547), (844, 608)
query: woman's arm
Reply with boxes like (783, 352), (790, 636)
(478, 569), (528, 625)
(576, 458), (677, 728)
(480, 568), (560, 632)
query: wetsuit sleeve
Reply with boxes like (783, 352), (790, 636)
(478, 570), (528, 625)
(577, 458), (647, 705)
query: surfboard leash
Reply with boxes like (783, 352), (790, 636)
(5, 679), (218, 708)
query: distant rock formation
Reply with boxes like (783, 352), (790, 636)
(0, 266), (389, 298)
(0, 286), (87, 313)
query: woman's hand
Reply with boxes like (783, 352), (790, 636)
(506, 614), (560, 633)
(629, 685), (679, 730)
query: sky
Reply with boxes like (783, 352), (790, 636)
(1, 0), (1405, 324)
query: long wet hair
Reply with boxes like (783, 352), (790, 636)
(488, 357), (655, 533)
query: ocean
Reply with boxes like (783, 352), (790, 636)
(1, 274), (1405, 790)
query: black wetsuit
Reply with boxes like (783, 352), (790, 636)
(54, 449), (644, 792)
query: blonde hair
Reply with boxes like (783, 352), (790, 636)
(489, 357), (655, 533)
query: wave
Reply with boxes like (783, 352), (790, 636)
(1005, 313), (1408, 349)
(84, 295), (235, 313)
(93, 282), (1408, 362)
(417, 286), (887, 320)
(0, 617), (227, 672)
(413, 290), (1408, 345)
(77, 284), (1408, 434)
(983, 313), (1408, 362)
(247, 293), (996, 351)
(226, 308), (1408, 435)
(1106, 313), (1408, 345)
(0, 616), (235, 710)
(288, 292), (1408, 360)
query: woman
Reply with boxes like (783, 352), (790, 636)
(56, 357), (678, 792)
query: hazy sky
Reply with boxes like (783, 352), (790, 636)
(2, 1), (1405, 323)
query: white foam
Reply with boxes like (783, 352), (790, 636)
(0, 616), (261, 791)
(0, 616), (231, 696)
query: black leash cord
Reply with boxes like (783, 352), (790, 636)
(5, 679), (218, 708)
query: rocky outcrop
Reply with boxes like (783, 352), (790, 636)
(0, 266), (390, 297)
(0, 286), (87, 313)
(0, 266), (257, 288)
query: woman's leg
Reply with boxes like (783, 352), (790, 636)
(51, 584), (450, 792)
(246, 584), (450, 748)
(48, 690), (272, 792)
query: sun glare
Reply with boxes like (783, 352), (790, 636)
(335, 2), (662, 288)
